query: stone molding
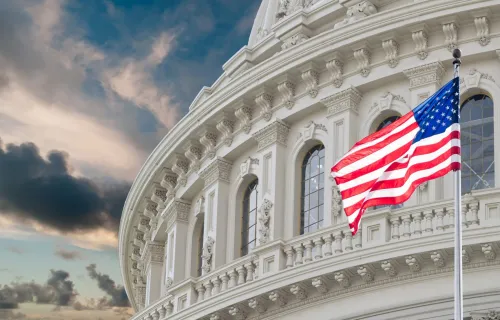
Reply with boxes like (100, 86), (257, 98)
(321, 86), (362, 117)
(143, 242), (165, 265)
(199, 157), (233, 187)
(402, 61), (445, 89)
(252, 119), (290, 151)
(162, 199), (191, 231)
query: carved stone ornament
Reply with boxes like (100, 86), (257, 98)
(290, 284), (307, 300)
(277, 79), (296, 109)
(412, 28), (428, 60)
(234, 102), (253, 134)
(331, 185), (342, 216)
(228, 305), (246, 320)
(151, 185), (167, 207)
(163, 199), (191, 231)
(405, 255), (421, 272)
(184, 141), (202, 172)
(381, 260), (398, 277)
(325, 53), (344, 88)
(471, 310), (500, 320)
(442, 21), (458, 52)
(252, 119), (290, 151)
(199, 127), (218, 159)
(248, 297), (267, 314)
(334, 271), (350, 288)
(194, 196), (205, 218)
(165, 277), (173, 288)
(199, 157), (233, 187)
(403, 61), (445, 89)
(145, 242), (165, 264)
(269, 290), (287, 307)
(216, 112), (235, 147)
(334, 0), (378, 29)
(460, 68), (495, 91)
(282, 33), (309, 51)
(321, 86), (362, 117)
(240, 157), (259, 176)
(160, 172), (177, 201)
(357, 265), (374, 283)
(255, 92), (273, 122)
(474, 16), (490, 46)
(382, 39), (399, 68)
(301, 65), (320, 98)
(258, 199), (273, 244)
(201, 236), (215, 274)
(354, 47), (370, 77)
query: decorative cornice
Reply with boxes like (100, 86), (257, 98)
(252, 119), (290, 151)
(402, 61), (445, 89)
(151, 184), (167, 209)
(160, 170), (177, 201)
(171, 154), (189, 188)
(199, 157), (233, 187)
(321, 86), (362, 117)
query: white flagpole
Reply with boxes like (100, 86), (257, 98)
(452, 48), (463, 320)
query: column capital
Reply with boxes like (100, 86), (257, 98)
(252, 119), (290, 151)
(162, 198), (191, 230)
(143, 242), (165, 264)
(402, 61), (445, 89)
(321, 86), (362, 117)
(199, 157), (233, 187)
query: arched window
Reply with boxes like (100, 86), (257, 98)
(300, 144), (325, 234)
(460, 94), (494, 194)
(373, 116), (403, 210)
(196, 220), (204, 277)
(376, 115), (400, 131)
(241, 179), (258, 256)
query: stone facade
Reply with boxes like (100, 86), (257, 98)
(119, 1), (500, 319)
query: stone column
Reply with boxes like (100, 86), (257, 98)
(252, 119), (290, 242)
(163, 199), (191, 287)
(199, 157), (233, 270)
(403, 61), (446, 202)
(321, 86), (362, 226)
(144, 242), (164, 306)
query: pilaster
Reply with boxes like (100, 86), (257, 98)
(321, 87), (362, 226)
(403, 61), (446, 203)
(162, 199), (191, 288)
(252, 119), (290, 244)
(143, 242), (165, 306)
(199, 157), (233, 269)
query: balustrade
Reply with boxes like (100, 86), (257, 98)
(132, 189), (498, 320)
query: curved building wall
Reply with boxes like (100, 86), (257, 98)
(118, 0), (500, 319)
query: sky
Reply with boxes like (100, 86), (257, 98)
(0, 0), (260, 318)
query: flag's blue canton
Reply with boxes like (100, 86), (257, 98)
(412, 77), (460, 143)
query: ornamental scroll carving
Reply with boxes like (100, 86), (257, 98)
(258, 199), (273, 244)
(331, 185), (342, 217)
(201, 236), (215, 274)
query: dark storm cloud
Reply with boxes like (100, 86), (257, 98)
(0, 139), (131, 233)
(86, 264), (130, 307)
(54, 248), (84, 261)
(0, 270), (77, 309)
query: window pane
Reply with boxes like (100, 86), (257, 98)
(460, 94), (494, 194)
(242, 179), (258, 256)
(301, 144), (325, 234)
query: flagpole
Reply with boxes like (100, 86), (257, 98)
(452, 48), (463, 320)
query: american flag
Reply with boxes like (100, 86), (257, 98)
(331, 77), (461, 235)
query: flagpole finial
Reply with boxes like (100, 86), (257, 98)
(452, 48), (462, 67)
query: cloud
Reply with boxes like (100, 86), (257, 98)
(54, 248), (84, 261)
(86, 264), (129, 308)
(6, 246), (23, 254)
(0, 139), (130, 234)
(0, 269), (77, 309)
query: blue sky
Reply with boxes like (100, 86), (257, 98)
(0, 0), (259, 318)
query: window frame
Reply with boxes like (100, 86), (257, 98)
(241, 179), (259, 256)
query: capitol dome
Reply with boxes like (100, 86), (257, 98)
(119, 1), (500, 319)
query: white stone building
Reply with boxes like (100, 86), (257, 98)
(118, 0), (500, 319)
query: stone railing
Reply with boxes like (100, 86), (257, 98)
(131, 188), (500, 320)
(194, 254), (259, 304)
